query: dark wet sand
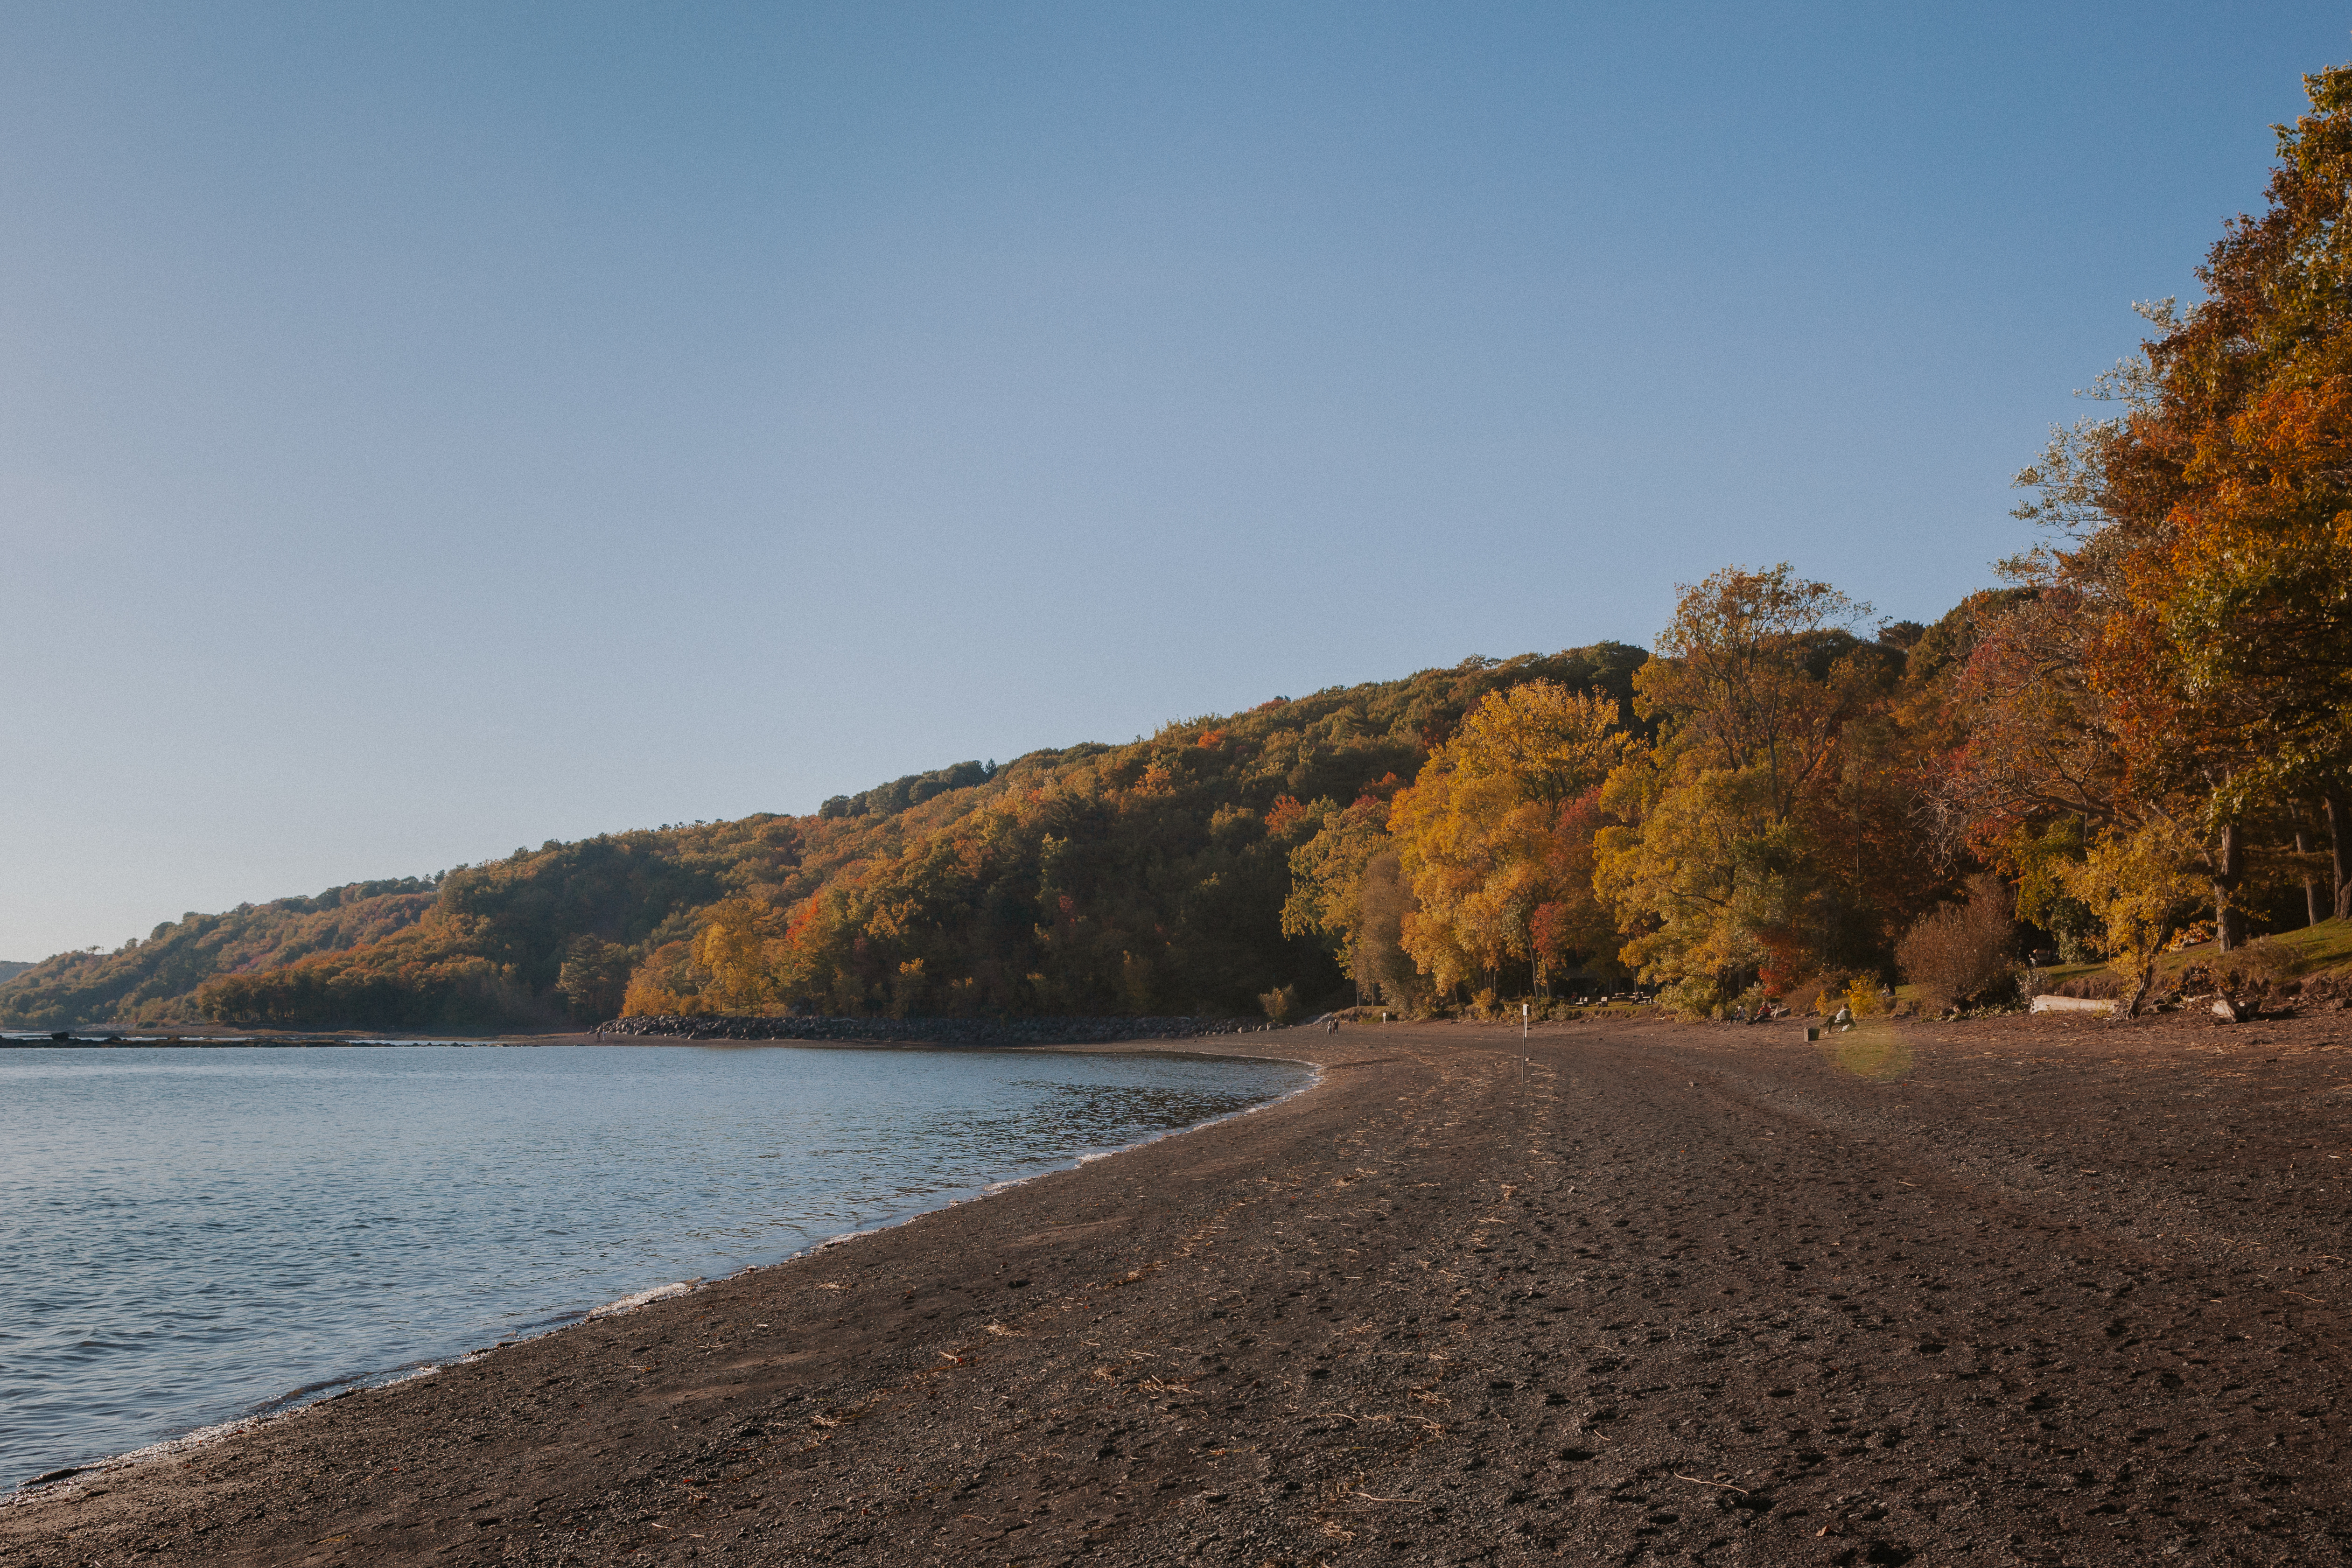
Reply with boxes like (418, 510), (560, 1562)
(5, 1012), (2350, 1566)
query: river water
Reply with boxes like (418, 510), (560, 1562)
(0, 1042), (1309, 1489)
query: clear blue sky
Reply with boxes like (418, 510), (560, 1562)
(3, 2), (2345, 959)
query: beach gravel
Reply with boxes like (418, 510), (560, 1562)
(4, 1012), (2349, 1565)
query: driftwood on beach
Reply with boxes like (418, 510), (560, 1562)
(595, 1012), (1275, 1046)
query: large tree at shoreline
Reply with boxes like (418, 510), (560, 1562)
(1983, 61), (2352, 968)
(1597, 566), (1944, 1012)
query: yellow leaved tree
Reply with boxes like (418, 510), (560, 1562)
(1593, 564), (1884, 1015)
(619, 896), (787, 1016)
(1389, 681), (1625, 1001)
(2058, 819), (2208, 1015)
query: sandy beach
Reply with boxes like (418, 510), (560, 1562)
(5, 1012), (2348, 1566)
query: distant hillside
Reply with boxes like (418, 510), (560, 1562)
(0, 880), (440, 1031)
(0, 960), (31, 986)
(0, 647), (1645, 1032)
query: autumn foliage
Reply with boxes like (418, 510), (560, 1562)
(14, 65), (2352, 1031)
(1937, 61), (2352, 1007)
(7, 651), (1640, 1030)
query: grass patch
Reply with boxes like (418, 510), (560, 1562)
(2151, 916), (2352, 983)
(2013, 917), (2352, 996)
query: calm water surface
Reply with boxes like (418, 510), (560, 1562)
(0, 1043), (1309, 1489)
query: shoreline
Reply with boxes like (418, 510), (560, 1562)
(2, 1040), (1322, 1499)
(7, 1013), (2349, 1565)
(0, 1013), (1300, 1050)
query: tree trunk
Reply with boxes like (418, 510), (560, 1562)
(2297, 821), (2322, 927)
(2123, 945), (2160, 1019)
(2214, 819), (2246, 952)
(2330, 794), (2352, 920)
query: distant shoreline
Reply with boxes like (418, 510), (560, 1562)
(1, 1030), (608, 1047)
(0, 1014), (1280, 1050)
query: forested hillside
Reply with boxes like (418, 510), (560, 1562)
(16, 66), (2352, 1033)
(8, 546), (2342, 1033)
(0, 880), (438, 1031)
(0, 647), (1643, 1031)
